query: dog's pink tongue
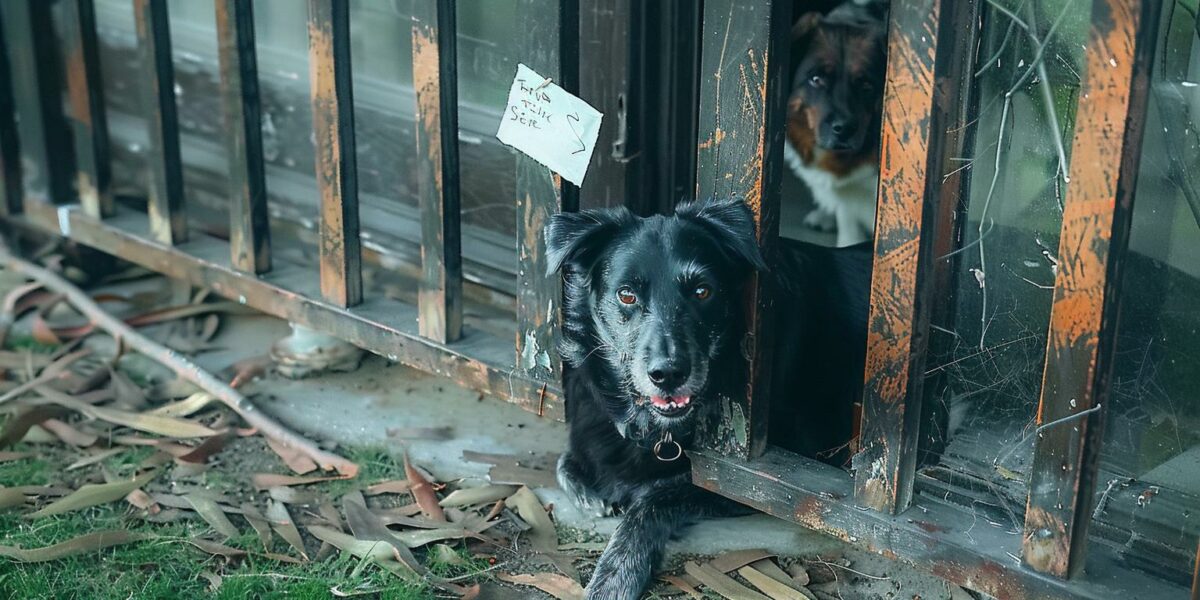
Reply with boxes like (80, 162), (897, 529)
(650, 395), (691, 408)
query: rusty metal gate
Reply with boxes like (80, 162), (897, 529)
(0, 1), (1197, 599)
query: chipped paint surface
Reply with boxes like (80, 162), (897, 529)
(693, 0), (789, 460)
(853, 0), (941, 515)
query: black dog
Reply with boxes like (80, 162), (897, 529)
(546, 198), (870, 599)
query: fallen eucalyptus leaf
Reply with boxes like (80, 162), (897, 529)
(266, 500), (308, 560)
(439, 484), (517, 508)
(404, 454), (445, 522)
(496, 573), (584, 600)
(0, 530), (151, 562)
(185, 494), (241, 539)
(27, 470), (158, 518)
(251, 473), (348, 490)
(265, 436), (318, 475)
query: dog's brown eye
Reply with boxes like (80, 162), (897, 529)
(808, 74), (826, 88)
(693, 285), (712, 301)
(617, 287), (637, 305)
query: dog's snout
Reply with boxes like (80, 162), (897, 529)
(646, 335), (690, 391)
(647, 360), (688, 390)
(826, 117), (855, 138)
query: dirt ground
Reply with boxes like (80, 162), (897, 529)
(0, 263), (983, 599)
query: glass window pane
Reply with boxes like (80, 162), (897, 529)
(918, 0), (1090, 517)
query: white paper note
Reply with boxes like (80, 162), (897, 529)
(496, 63), (603, 186)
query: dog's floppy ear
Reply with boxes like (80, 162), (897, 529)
(544, 207), (633, 276)
(792, 11), (822, 41)
(677, 198), (767, 272)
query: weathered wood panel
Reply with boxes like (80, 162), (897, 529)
(693, 0), (790, 459)
(853, 0), (981, 514)
(1023, 0), (1161, 578)
(134, 0), (185, 244)
(0, 8), (21, 215)
(412, 0), (462, 343)
(216, 0), (271, 274)
(64, 0), (112, 219)
(4, 1), (74, 209)
(514, 0), (578, 382)
(307, 0), (362, 308)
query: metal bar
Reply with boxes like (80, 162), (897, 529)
(307, 0), (362, 308)
(513, 0), (578, 382)
(64, 0), (112, 219)
(0, 8), (21, 216)
(1023, 0), (1162, 578)
(411, 0), (462, 343)
(852, 0), (978, 514)
(215, 0), (271, 274)
(4, 1), (74, 209)
(693, 0), (790, 459)
(690, 448), (1189, 600)
(133, 0), (186, 245)
(16, 204), (564, 421)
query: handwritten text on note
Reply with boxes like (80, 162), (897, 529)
(496, 63), (603, 186)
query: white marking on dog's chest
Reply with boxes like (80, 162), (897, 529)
(784, 143), (878, 211)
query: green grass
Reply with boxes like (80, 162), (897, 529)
(0, 444), (475, 600)
(3, 335), (61, 354)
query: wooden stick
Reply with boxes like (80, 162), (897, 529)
(0, 247), (359, 477)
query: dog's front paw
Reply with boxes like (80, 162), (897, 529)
(803, 207), (837, 232)
(585, 566), (641, 600)
(557, 453), (614, 518)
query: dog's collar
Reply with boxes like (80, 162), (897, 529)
(619, 419), (689, 462)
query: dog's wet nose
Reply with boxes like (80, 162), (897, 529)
(647, 361), (688, 390)
(829, 118), (855, 137)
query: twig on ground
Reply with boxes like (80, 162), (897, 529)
(0, 243), (359, 477)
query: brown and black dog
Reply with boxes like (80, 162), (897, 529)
(786, 2), (888, 247)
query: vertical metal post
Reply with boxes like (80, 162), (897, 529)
(307, 0), (362, 308)
(4, 1), (74, 209)
(64, 0), (113, 219)
(134, 0), (186, 245)
(216, 0), (271, 274)
(852, 0), (978, 514)
(412, 0), (463, 343)
(0, 8), (21, 216)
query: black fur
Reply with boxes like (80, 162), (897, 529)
(546, 198), (871, 599)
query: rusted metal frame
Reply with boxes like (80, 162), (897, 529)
(1021, 0), (1162, 579)
(307, 0), (362, 308)
(4, 1), (74, 209)
(692, 0), (791, 459)
(852, 0), (980, 514)
(514, 0), (579, 382)
(0, 8), (21, 216)
(16, 203), (564, 421)
(411, 0), (462, 344)
(64, 0), (113, 219)
(133, 0), (186, 245)
(691, 448), (1189, 600)
(215, 0), (271, 275)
